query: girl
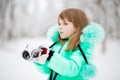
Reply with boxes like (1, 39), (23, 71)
(34, 8), (104, 80)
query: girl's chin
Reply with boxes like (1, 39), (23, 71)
(60, 36), (67, 39)
(60, 35), (70, 39)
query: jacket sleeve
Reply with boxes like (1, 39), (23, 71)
(47, 49), (84, 77)
(34, 61), (51, 74)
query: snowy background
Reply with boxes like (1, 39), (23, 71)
(0, 0), (120, 80)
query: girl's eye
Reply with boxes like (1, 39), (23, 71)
(64, 23), (68, 25)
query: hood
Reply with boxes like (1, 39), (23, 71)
(47, 22), (105, 43)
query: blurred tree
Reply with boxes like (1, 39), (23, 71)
(0, 0), (9, 45)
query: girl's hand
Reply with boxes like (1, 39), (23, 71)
(37, 46), (50, 64)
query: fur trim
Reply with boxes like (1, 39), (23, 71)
(80, 23), (105, 43)
(47, 24), (59, 42)
(80, 63), (96, 79)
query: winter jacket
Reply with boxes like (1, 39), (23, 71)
(34, 23), (104, 80)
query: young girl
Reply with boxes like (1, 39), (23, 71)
(34, 8), (104, 80)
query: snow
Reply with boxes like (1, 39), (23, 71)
(93, 39), (120, 80)
(0, 37), (120, 80)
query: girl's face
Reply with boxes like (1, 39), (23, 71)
(58, 18), (76, 39)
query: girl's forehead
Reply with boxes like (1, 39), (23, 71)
(58, 18), (69, 22)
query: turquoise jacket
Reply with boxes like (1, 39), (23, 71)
(34, 23), (104, 80)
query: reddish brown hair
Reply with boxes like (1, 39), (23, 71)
(58, 8), (89, 50)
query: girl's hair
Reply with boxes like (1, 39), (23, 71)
(58, 8), (89, 50)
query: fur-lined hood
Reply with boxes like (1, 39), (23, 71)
(47, 22), (105, 43)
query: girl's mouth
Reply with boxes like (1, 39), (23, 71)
(60, 32), (63, 34)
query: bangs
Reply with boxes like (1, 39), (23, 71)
(58, 10), (72, 22)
